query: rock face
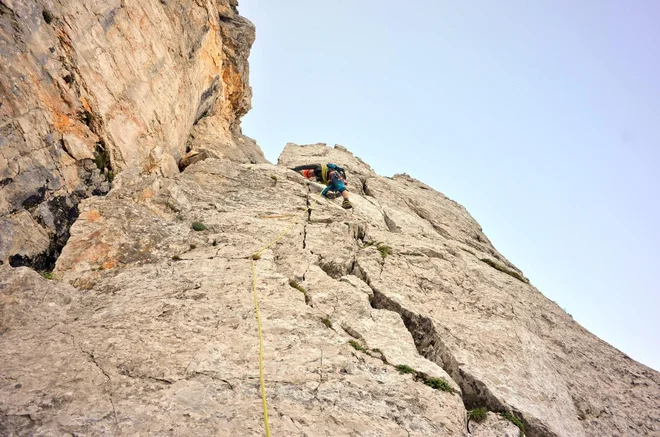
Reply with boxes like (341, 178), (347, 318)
(1, 143), (658, 436)
(1, 3), (659, 436)
(0, 0), (264, 268)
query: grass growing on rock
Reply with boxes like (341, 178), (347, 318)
(321, 317), (332, 328)
(348, 340), (367, 353)
(423, 376), (454, 393)
(171, 255), (181, 261)
(393, 364), (456, 395)
(40, 271), (53, 280)
(501, 411), (525, 436)
(395, 364), (416, 375)
(377, 243), (392, 259)
(289, 280), (310, 304)
(468, 407), (488, 423)
(192, 222), (207, 232)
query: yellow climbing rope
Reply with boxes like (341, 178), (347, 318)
(250, 258), (271, 437)
(249, 193), (320, 437)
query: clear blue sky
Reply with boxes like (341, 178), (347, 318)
(238, 0), (660, 371)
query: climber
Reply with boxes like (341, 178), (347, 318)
(292, 163), (353, 209)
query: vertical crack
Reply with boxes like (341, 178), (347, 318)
(353, 264), (554, 437)
(303, 185), (311, 250)
(64, 332), (122, 434)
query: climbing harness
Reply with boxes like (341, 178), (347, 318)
(248, 192), (321, 437)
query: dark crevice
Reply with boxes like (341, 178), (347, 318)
(383, 212), (401, 233)
(480, 258), (528, 284)
(368, 284), (553, 437)
(193, 75), (219, 125)
(351, 254), (546, 436)
(21, 186), (47, 209)
(9, 193), (82, 272)
(303, 185), (312, 250)
(362, 178), (374, 197)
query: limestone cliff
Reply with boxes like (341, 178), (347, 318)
(0, 0), (264, 270)
(1, 3), (659, 437)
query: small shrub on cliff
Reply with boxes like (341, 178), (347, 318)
(171, 255), (181, 261)
(395, 364), (416, 375)
(321, 317), (332, 328)
(93, 145), (110, 172)
(40, 271), (53, 280)
(468, 407), (488, 423)
(377, 244), (392, 259)
(192, 222), (207, 232)
(348, 340), (367, 353)
(501, 411), (525, 436)
(423, 376), (454, 393)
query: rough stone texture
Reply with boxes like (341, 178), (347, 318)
(1, 144), (658, 436)
(1, 3), (659, 433)
(470, 413), (521, 437)
(0, 0), (264, 266)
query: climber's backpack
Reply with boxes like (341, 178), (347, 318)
(323, 163), (346, 184)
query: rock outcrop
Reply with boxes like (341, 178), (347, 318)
(2, 143), (658, 436)
(1, 2), (659, 436)
(0, 0), (264, 269)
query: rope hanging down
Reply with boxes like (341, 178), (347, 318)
(248, 192), (320, 437)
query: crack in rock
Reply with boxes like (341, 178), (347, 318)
(65, 332), (122, 434)
(356, 265), (554, 437)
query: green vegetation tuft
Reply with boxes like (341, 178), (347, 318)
(270, 175), (278, 182)
(189, 244), (197, 250)
(251, 253), (261, 260)
(288, 279), (305, 293)
(377, 243), (392, 259)
(395, 364), (416, 375)
(289, 280), (310, 304)
(93, 146), (110, 172)
(348, 340), (367, 353)
(480, 258), (526, 283)
(171, 255), (181, 261)
(321, 317), (332, 328)
(192, 222), (207, 232)
(501, 411), (525, 436)
(423, 376), (454, 393)
(468, 407), (488, 423)
(40, 271), (53, 280)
